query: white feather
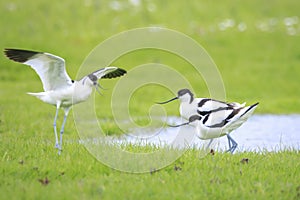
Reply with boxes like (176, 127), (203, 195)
(24, 52), (72, 91)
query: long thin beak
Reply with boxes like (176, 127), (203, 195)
(156, 96), (178, 104)
(94, 83), (103, 96)
(168, 121), (190, 128)
(97, 83), (107, 90)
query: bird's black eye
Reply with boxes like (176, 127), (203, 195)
(71, 80), (74, 83)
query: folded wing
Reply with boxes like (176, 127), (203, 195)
(197, 98), (240, 116)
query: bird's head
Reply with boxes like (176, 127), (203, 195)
(177, 89), (194, 103)
(156, 88), (194, 105)
(86, 74), (104, 95)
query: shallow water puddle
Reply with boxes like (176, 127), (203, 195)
(121, 115), (300, 152)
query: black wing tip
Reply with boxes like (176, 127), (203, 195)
(240, 102), (259, 118)
(118, 68), (127, 74)
(4, 48), (40, 63)
(102, 68), (127, 79)
(250, 102), (259, 110)
(115, 68), (127, 76)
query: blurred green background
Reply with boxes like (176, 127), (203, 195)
(1, 0), (299, 121)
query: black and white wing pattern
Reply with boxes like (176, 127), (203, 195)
(102, 68), (127, 79)
(201, 102), (259, 129)
(91, 67), (127, 80)
(4, 48), (72, 91)
(201, 107), (240, 128)
(196, 98), (245, 116)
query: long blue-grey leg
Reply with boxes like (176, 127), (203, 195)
(53, 102), (61, 149)
(226, 134), (238, 153)
(206, 139), (214, 149)
(58, 107), (70, 154)
(227, 134), (232, 149)
(230, 136), (238, 153)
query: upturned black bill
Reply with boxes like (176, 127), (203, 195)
(156, 96), (178, 104)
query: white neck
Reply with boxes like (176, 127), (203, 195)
(72, 80), (94, 104)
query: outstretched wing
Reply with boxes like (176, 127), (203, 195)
(4, 48), (72, 91)
(92, 67), (127, 80)
(102, 68), (127, 79)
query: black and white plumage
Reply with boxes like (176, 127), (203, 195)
(157, 88), (245, 119)
(170, 102), (259, 153)
(4, 48), (126, 154)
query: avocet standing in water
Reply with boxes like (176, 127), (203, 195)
(157, 88), (246, 119)
(170, 102), (259, 153)
(4, 48), (126, 154)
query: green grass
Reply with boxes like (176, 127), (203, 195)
(1, 0), (300, 199)
(1, 135), (299, 199)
